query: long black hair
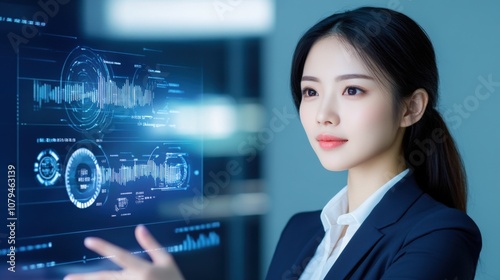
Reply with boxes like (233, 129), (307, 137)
(290, 6), (468, 211)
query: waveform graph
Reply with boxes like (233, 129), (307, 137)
(23, 45), (203, 141)
(102, 145), (194, 191)
(60, 46), (115, 133)
(129, 64), (184, 132)
(64, 140), (110, 209)
(132, 64), (165, 113)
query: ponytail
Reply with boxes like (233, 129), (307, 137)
(403, 108), (467, 211)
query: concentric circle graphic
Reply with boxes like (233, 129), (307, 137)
(34, 149), (61, 186)
(164, 152), (189, 189)
(64, 141), (110, 209)
(61, 46), (114, 132)
(65, 148), (102, 209)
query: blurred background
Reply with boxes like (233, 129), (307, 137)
(1, 0), (499, 279)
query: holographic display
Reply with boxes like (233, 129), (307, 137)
(0, 41), (214, 278)
(17, 44), (203, 235)
(1, 2), (225, 279)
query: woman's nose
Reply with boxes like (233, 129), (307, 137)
(315, 97), (340, 126)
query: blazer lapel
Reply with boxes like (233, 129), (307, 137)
(293, 226), (325, 275)
(325, 226), (383, 279)
(324, 172), (424, 279)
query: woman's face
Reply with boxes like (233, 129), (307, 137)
(299, 36), (402, 171)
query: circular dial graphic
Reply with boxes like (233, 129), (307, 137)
(65, 148), (103, 209)
(61, 46), (113, 133)
(34, 149), (61, 186)
(164, 152), (189, 189)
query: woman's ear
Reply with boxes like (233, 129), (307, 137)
(400, 88), (429, 127)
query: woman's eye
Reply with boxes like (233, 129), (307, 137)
(344, 86), (363, 96)
(302, 88), (318, 97)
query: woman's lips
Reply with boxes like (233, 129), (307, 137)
(316, 134), (348, 150)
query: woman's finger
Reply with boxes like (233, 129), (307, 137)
(84, 237), (149, 270)
(135, 224), (174, 266)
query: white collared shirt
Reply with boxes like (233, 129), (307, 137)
(299, 169), (410, 280)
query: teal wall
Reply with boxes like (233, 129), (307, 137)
(261, 1), (500, 279)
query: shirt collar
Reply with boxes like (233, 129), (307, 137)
(320, 187), (348, 231)
(320, 169), (410, 231)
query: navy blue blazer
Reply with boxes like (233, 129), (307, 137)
(265, 173), (482, 280)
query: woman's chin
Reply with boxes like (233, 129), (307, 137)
(319, 161), (350, 172)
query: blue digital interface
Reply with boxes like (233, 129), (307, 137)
(0, 1), (226, 279)
(18, 45), (203, 230)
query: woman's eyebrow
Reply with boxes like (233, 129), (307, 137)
(301, 75), (319, 82)
(335, 74), (374, 81)
(301, 74), (374, 82)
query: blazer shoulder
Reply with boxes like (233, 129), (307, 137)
(407, 195), (482, 244)
(277, 210), (322, 239)
(379, 197), (483, 279)
(287, 210), (322, 225)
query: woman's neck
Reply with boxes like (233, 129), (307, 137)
(346, 153), (406, 213)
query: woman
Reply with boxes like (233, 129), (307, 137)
(65, 6), (482, 280)
(265, 6), (481, 279)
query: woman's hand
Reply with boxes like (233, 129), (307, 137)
(64, 224), (185, 280)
